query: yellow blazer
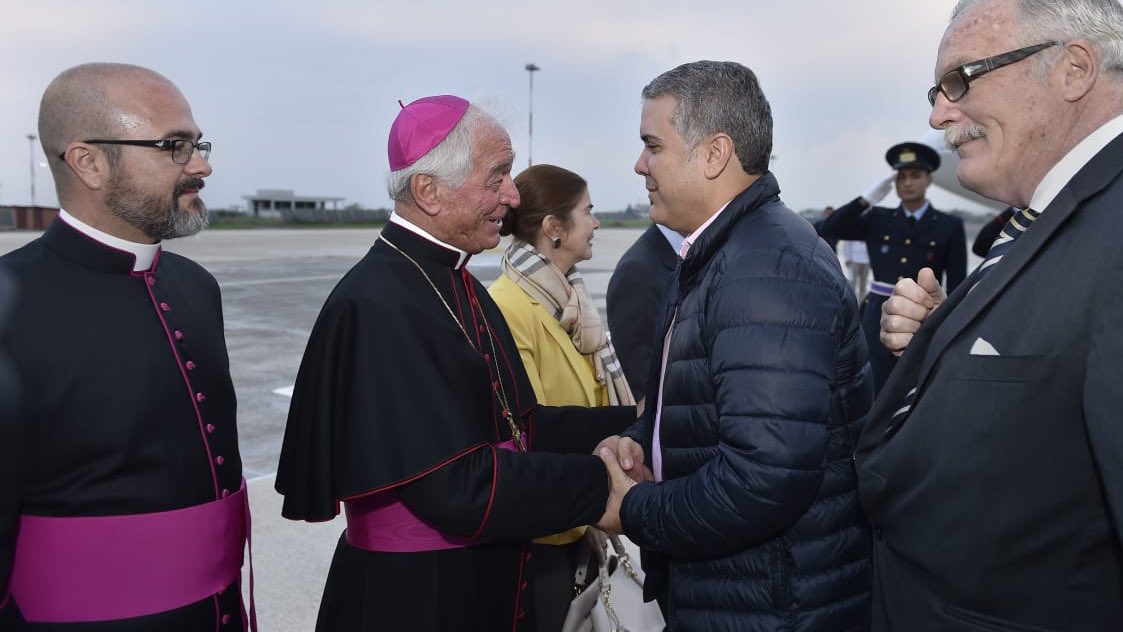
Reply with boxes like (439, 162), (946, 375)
(488, 273), (607, 546)
(488, 274), (608, 408)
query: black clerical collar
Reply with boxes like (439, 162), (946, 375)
(386, 212), (472, 269)
(42, 216), (158, 275)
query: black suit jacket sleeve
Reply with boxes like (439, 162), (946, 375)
(815, 197), (870, 241)
(530, 404), (636, 455)
(607, 260), (661, 399)
(607, 228), (677, 401)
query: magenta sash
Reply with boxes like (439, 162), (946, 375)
(9, 482), (248, 623)
(345, 441), (516, 553)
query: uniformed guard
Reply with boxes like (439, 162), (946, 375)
(816, 141), (966, 394)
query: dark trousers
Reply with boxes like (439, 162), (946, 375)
(527, 540), (590, 632)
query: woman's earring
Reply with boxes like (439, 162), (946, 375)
(551, 236), (561, 248)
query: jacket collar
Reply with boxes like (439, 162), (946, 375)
(678, 172), (781, 290)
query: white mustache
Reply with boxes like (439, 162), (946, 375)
(944, 125), (986, 150)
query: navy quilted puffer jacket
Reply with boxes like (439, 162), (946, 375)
(621, 173), (873, 632)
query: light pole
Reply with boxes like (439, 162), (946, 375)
(525, 63), (540, 168)
(26, 133), (37, 208)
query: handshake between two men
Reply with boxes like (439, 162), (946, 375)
(592, 436), (652, 535)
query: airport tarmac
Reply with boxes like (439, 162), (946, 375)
(0, 222), (983, 630)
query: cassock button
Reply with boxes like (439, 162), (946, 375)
(521, 580), (528, 590)
(196, 392), (207, 402)
(216, 455), (225, 466)
(186, 361), (196, 371)
(174, 330), (185, 341)
(221, 488), (231, 498)
(160, 302), (171, 312)
(900, 257), (908, 264)
(478, 324), (485, 333)
(146, 276), (156, 286)
(483, 354), (491, 363)
(221, 613), (232, 625)
(206, 423), (216, 434)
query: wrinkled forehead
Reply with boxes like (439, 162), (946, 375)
(936, 0), (1021, 75)
(475, 122), (512, 157)
(468, 123), (514, 176)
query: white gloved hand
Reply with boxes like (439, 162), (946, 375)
(861, 173), (896, 207)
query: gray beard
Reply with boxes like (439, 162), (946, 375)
(106, 177), (209, 241)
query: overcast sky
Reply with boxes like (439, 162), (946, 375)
(0, 0), (998, 215)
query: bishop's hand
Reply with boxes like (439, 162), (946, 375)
(596, 447), (637, 535)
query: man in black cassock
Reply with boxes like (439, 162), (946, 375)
(0, 63), (249, 630)
(275, 95), (635, 631)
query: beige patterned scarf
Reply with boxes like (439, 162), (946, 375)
(501, 240), (635, 406)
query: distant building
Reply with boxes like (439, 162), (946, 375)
(0, 205), (59, 230)
(595, 203), (651, 222)
(241, 189), (346, 218)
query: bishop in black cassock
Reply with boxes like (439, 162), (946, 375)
(276, 96), (633, 632)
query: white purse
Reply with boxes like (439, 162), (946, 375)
(561, 531), (665, 632)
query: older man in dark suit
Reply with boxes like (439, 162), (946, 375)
(857, 0), (1123, 630)
(606, 223), (680, 405)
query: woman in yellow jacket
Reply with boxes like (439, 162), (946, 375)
(489, 164), (636, 632)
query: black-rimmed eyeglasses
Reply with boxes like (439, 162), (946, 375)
(927, 41), (1061, 106)
(57, 139), (212, 165)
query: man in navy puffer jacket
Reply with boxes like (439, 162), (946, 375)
(597, 60), (874, 632)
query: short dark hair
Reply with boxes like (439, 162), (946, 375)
(642, 60), (773, 175)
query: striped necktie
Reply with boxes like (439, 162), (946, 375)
(885, 207), (1039, 435)
(974, 207), (1040, 283)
